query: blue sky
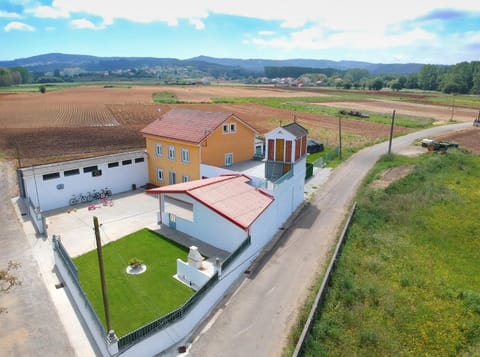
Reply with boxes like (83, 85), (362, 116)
(1, 0), (479, 64)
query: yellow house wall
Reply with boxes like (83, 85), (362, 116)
(144, 134), (200, 186)
(201, 117), (255, 167)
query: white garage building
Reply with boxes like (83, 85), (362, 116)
(18, 150), (148, 233)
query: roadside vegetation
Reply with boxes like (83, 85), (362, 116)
(73, 228), (194, 337)
(296, 150), (480, 356)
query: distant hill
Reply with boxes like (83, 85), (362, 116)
(188, 56), (424, 75)
(0, 53), (424, 76)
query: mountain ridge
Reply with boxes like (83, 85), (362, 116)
(0, 53), (425, 75)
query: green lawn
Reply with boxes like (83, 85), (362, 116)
(299, 150), (480, 356)
(73, 228), (194, 337)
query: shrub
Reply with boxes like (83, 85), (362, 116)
(128, 257), (144, 268)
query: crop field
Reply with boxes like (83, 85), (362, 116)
(0, 84), (478, 166)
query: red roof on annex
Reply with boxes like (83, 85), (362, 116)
(147, 175), (273, 230)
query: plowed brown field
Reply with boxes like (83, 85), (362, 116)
(320, 100), (478, 123)
(435, 128), (480, 154)
(1, 85), (474, 166)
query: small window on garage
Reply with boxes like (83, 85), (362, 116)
(83, 165), (98, 173)
(64, 168), (80, 176)
(43, 172), (60, 180)
(134, 157), (144, 163)
(108, 162), (119, 168)
(122, 159), (132, 165)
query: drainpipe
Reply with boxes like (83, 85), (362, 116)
(158, 193), (163, 225)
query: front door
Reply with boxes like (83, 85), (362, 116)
(225, 153), (233, 166)
(169, 171), (176, 185)
(169, 213), (176, 229)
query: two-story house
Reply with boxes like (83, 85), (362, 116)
(140, 109), (258, 186)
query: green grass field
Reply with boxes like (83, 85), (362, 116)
(213, 96), (435, 128)
(298, 150), (480, 356)
(73, 228), (194, 337)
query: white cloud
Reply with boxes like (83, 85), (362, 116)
(0, 10), (21, 18)
(70, 18), (105, 30)
(20, 0), (480, 32)
(258, 30), (275, 36)
(189, 18), (205, 30)
(25, 5), (69, 18)
(4, 21), (35, 32)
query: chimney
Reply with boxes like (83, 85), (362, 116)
(187, 246), (204, 269)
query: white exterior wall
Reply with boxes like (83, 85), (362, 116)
(200, 164), (236, 178)
(20, 151), (148, 212)
(161, 193), (247, 252)
(270, 158), (306, 225)
(53, 243), (113, 357)
(176, 259), (210, 291)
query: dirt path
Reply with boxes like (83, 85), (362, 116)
(0, 159), (75, 356)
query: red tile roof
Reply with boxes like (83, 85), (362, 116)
(147, 174), (274, 230)
(140, 109), (256, 143)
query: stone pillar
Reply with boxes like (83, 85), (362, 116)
(106, 330), (118, 355)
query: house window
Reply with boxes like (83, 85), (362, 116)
(181, 149), (190, 163)
(83, 165), (98, 173)
(155, 143), (163, 157)
(225, 153), (233, 166)
(134, 157), (144, 163)
(157, 168), (164, 182)
(64, 168), (80, 176)
(181, 175), (190, 183)
(169, 171), (176, 185)
(122, 159), (132, 165)
(168, 146), (175, 160)
(43, 172), (60, 180)
(222, 123), (236, 134)
(108, 162), (119, 168)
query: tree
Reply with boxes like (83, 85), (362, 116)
(0, 261), (21, 314)
(368, 78), (384, 90)
(39, 85), (46, 93)
(471, 61), (480, 94)
(391, 80), (403, 91)
(418, 64), (443, 91)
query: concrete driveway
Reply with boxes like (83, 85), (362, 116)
(45, 189), (160, 258)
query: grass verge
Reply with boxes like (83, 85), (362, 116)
(293, 150), (480, 356)
(73, 228), (194, 337)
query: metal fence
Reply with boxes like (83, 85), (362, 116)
(52, 238), (106, 339)
(118, 236), (252, 351)
(118, 271), (219, 350)
(292, 202), (357, 357)
(221, 236), (251, 271)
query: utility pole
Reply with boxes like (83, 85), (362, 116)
(94, 216), (112, 332)
(388, 110), (396, 155)
(450, 95), (455, 121)
(338, 116), (342, 160)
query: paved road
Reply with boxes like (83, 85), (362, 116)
(0, 161), (75, 356)
(187, 123), (471, 357)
